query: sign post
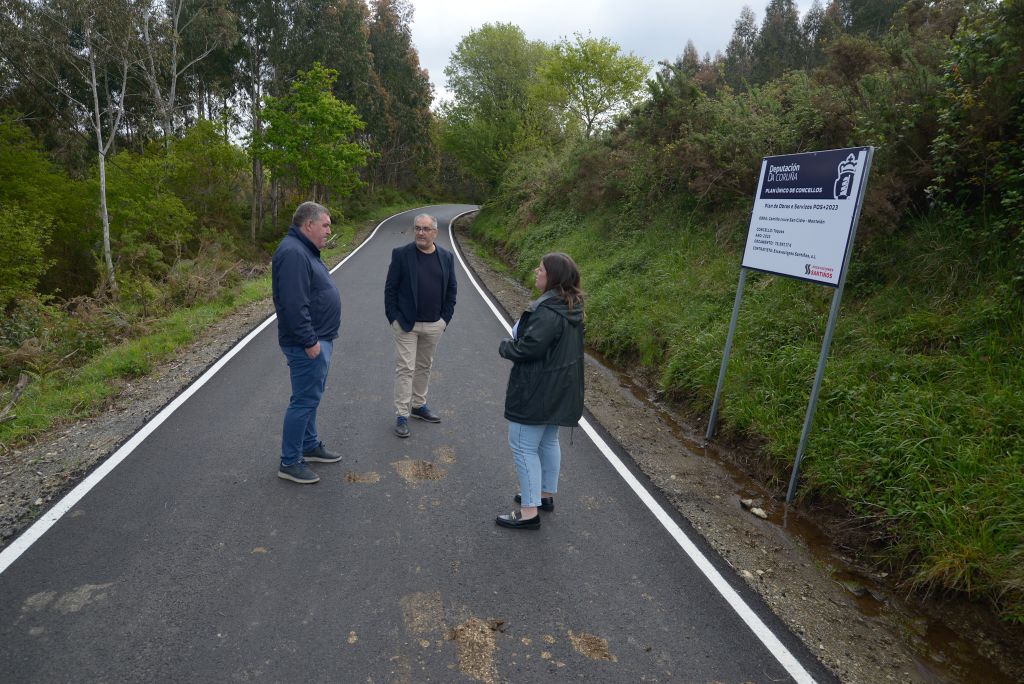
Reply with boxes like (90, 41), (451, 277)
(704, 147), (874, 502)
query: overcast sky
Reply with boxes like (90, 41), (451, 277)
(408, 0), (792, 104)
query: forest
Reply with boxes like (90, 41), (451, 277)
(0, 0), (445, 444)
(1, 0), (1022, 624)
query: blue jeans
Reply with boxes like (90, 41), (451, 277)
(280, 340), (333, 466)
(508, 422), (561, 508)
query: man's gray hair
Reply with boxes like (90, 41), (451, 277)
(414, 213), (437, 229)
(293, 201), (329, 227)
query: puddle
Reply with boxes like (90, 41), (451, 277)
(585, 350), (1019, 684)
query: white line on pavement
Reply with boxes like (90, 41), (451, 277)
(447, 212), (817, 684)
(0, 208), (414, 576)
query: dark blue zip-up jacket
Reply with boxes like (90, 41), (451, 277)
(272, 225), (341, 348)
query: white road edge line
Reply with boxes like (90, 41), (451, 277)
(447, 210), (817, 684)
(0, 208), (414, 576)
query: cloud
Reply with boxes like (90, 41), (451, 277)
(409, 0), (783, 103)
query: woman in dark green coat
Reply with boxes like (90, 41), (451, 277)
(495, 253), (584, 530)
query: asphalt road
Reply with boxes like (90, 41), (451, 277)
(0, 205), (837, 683)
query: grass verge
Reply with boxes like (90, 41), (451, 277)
(467, 202), (1024, 623)
(0, 205), (411, 449)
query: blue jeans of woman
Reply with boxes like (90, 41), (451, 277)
(508, 422), (560, 507)
(280, 339), (333, 466)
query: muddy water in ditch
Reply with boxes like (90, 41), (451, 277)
(591, 353), (1017, 684)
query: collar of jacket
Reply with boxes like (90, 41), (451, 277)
(527, 289), (559, 312)
(288, 224), (321, 257)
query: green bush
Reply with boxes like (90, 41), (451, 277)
(0, 114), (96, 297)
(102, 148), (196, 280)
(928, 0), (1024, 289)
(0, 203), (52, 309)
(166, 120), (251, 236)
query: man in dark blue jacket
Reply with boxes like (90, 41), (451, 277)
(271, 201), (343, 483)
(384, 213), (457, 438)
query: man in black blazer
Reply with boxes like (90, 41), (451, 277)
(384, 213), (457, 438)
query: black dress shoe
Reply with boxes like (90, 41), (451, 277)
(410, 404), (441, 423)
(513, 494), (554, 511)
(495, 510), (540, 530)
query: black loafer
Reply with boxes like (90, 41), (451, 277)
(513, 494), (554, 511)
(495, 510), (540, 530)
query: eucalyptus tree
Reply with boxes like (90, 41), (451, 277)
(723, 6), (758, 91)
(262, 0), (375, 226)
(366, 0), (433, 189)
(137, 0), (236, 147)
(800, 0), (829, 70)
(283, 0), (375, 113)
(10, 0), (140, 297)
(834, 0), (904, 38)
(750, 0), (804, 84)
(231, 0), (285, 241)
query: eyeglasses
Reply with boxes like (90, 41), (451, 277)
(414, 226), (435, 233)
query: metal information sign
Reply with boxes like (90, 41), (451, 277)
(742, 147), (870, 285)
(705, 146), (874, 503)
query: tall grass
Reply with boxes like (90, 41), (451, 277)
(468, 203), (1024, 623)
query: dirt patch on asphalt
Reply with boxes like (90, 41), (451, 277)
(345, 471), (382, 484)
(391, 459), (447, 483)
(433, 445), (456, 465)
(448, 617), (499, 684)
(1, 216), (1020, 683)
(400, 590), (446, 637)
(568, 630), (617, 662)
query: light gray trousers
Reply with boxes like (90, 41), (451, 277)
(391, 319), (446, 416)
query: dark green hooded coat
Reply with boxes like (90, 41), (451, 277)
(499, 290), (584, 426)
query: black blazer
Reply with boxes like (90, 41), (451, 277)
(384, 241), (457, 332)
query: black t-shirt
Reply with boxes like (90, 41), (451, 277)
(415, 248), (443, 322)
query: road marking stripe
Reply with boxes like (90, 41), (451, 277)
(447, 212), (817, 684)
(2, 205), (818, 684)
(0, 208), (412, 576)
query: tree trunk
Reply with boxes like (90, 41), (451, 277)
(271, 177), (280, 229)
(250, 156), (264, 244)
(96, 147), (115, 296)
(86, 21), (122, 298)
